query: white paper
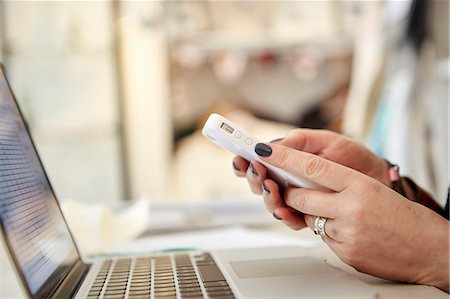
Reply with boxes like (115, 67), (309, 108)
(105, 226), (322, 257)
(61, 196), (150, 255)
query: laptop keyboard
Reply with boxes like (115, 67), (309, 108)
(87, 253), (235, 299)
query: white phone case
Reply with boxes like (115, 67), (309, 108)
(202, 113), (328, 191)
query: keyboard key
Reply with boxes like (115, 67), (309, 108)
(105, 287), (126, 292)
(129, 289), (150, 294)
(181, 294), (203, 298)
(177, 279), (199, 284)
(178, 282), (200, 288)
(131, 278), (151, 284)
(154, 287), (176, 293)
(153, 290), (177, 296)
(155, 273), (174, 278)
(155, 284), (176, 289)
(207, 290), (234, 297)
(87, 291), (101, 297)
(177, 273), (196, 279)
(104, 291), (125, 296)
(132, 276), (151, 281)
(197, 265), (226, 283)
(203, 281), (229, 288)
(129, 290), (150, 296)
(106, 282), (127, 288)
(129, 285), (150, 291)
(155, 278), (175, 282)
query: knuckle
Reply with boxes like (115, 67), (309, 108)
(301, 156), (327, 179)
(348, 202), (366, 221)
(345, 226), (360, 244)
(341, 246), (362, 266)
(263, 198), (277, 214)
(297, 196), (309, 213)
(249, 181), (262, 195)
(287, 216), (306, 231)
(328, 226), (339, 239)
(322, 129), (338, 139)
(288, 224), (303, 231)
(284, 189), (294, 207)
(278, 148), (291, 169)
(235, 171), (246, 177)
(304, 214), (315, 229)
(251, 188), (262, 195)
(287, 189), (309, 213)
(341, 240), (364, 267)
(287, 128), (302, 138)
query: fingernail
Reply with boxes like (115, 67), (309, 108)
(273, 212), (282, 220)
(262, 182), (270, 194)
(270, 137), (284, 143)
(232, 161), (241, 172)
(255, 143), (272, 157)
(249, 163), (258, 177)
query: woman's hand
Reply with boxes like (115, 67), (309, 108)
(232, 129), (391, 230)
(253, 142), (449, 291)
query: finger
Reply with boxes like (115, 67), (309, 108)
(233, 156), (249, 177)
(262, 181), (307, 231)
(304, 215), (342, 242)
(246, 161), (267, 194)
(303, 214), (316, 230)
(274, 207), (307, 230)
(284, 187), (338, 219)
(321, 219), (342, 242)
(262, 179), (285, 213)
(255, 143), (361, 192)
(278, 129), (340, 154)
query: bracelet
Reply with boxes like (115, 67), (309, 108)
(385, 160), (407, 197)
(385, 161), (446, 217)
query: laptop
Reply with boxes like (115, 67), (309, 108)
(0, 64), (377, 299)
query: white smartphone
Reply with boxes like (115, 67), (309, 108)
(202, 113), (329, 191)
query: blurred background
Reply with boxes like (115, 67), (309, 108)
(0, 0), (448, 208)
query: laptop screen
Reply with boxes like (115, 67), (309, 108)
(0, 67), (79, 297)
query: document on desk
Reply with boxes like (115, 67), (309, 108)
(106, 226), (322, 256)
(61, 197), (150, 255)
(145, 197), (275, 233)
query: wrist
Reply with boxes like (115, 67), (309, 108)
(400, 205), (450, 292)
(418, 219), (450, 292)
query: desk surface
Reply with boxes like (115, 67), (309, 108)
(1, 224), (448, 298)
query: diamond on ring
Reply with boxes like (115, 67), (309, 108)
(314, 217), (327, 236)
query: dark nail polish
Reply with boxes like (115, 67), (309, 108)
(270, 137), (284, 143)
(249, 163), (258, 177)
(273, 212), (282, 220)
(262, 182), (270, 194)
(255, 143), (272, 157)
(232, 161), (241, 172)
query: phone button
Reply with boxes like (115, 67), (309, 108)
(245, 138), (253, 145)
(235, 131), (242, 138)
